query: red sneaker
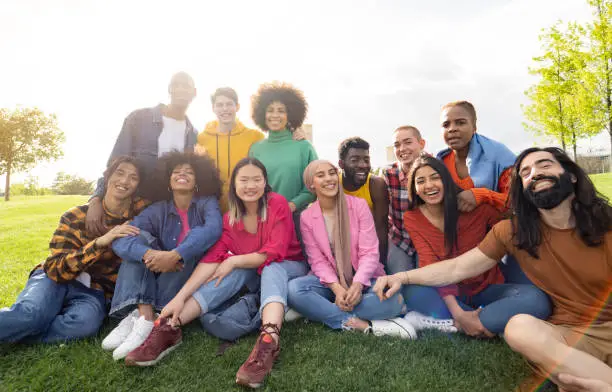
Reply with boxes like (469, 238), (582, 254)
(124, 317), (182, 367)
(236, 323), (281, 389)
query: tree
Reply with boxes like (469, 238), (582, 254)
(583, 0), (612, 167)
(52, 172), (93, 195)
(0, 107), (64, 201)
(523, 22), (600, 159)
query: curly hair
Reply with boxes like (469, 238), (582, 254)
(251, 81), (308, 131)
(154, 151), (222, 202)
(510, 147), (612, 258)
(338, 137), (370, 161)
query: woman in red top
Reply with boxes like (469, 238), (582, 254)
(400, 155), (551, 337)
(129, 158), (306, 378)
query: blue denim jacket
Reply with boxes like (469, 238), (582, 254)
(94, 104), (198, 198)
(112, 196), (222, 265)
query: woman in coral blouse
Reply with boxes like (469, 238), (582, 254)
(400, 155), (551, 337)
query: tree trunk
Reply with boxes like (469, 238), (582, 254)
(571, 128), (577, 161)
(4, 165), (10, 202)
(561, 136), (566, 152)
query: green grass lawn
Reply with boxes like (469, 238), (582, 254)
(6, 173), (611, 392)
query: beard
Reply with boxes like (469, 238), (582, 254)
(344, 168), (369, 187)
(524, 172), (574, 210)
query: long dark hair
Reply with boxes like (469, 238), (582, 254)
(155, 151), (222, 202)
(228, 158), (272, 225)
(407, 154), (462, 257)
(510, 147), (612, 258)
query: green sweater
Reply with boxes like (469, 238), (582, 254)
(249, 130), (318, 210)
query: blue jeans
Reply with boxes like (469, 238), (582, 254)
(0, 270), (106, 343)
(403, 284), (552, 334)
(260, 260), (308, 311)
(499, 254), (533, 285)
(192, 268), (259, 315)
(109, 232), (199, 317)
(386, 242), (417, 275)
(288, 275), (404, 330)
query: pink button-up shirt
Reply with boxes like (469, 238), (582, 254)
(300, 195), (385, 287)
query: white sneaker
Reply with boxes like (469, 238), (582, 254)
(102, 309), (138, 351)
(284, 308), (303, 322)
(112, 315), (154, 361)
(367, 318), (418, 339)
(404, 311), (458, 333)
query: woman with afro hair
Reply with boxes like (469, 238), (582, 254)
(248, 82), (318, 215)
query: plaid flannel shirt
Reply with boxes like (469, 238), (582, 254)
(33, 197), (149, 299)
(383, 163), (415, 255)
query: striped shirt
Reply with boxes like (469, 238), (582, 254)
(33, 197), (149, 299)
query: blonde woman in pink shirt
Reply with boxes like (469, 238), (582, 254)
(287, 160), (415, 338)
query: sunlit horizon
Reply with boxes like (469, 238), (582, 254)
(1, 0), (604, 190)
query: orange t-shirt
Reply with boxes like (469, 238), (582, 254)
(442, 151), (511, 211)
(404, 204), (504, 298)
(478, 219), (612, 325)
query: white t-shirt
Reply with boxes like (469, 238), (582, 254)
(158, 116), (187, 157)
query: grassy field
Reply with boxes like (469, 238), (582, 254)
(4, 172), (611, 392)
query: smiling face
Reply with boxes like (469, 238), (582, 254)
(312, 163), (340, 199)
(265, 101), (288, 131)
(441, 105), (476, 151)
(234, 164), (266, 204)
(341, 148), (371, 187)
(106, 162), (140, 200)
(213, 95), (239, 126)
(170, 163), (196, 192)
(393, 128), (425, 170)
(518, 151), (576, 209)
(414, 165), (445, 206)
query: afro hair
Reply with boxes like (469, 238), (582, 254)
(251, 81), (308, 131)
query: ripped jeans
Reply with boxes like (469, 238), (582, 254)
(287, 275), (403, 330)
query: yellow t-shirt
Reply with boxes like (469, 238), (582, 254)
(342, 173), (373, 211)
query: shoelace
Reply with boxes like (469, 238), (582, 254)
(247, 323), (280, 367)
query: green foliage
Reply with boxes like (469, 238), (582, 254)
(523, 22), (600, 159)
(52, 171), (94, 195)
(0, 107), (65, 200)
(523, 1), (612, 161)
(584, 0), (612, 147)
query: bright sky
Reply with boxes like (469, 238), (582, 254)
(0, 0), (603, 189)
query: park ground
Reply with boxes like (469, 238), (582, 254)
(1, 173), (611, 391)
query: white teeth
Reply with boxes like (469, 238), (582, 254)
(177, 179), (187, 184)
(426, 191), (439, 196)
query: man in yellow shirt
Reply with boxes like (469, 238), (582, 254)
(338, 137), (389, 265)
(196, 88), (264, 212)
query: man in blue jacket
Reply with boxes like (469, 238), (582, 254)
(86, 72), (198, 236)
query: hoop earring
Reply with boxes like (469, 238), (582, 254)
(167, 186), (172, 193)
(194, 184), (199, 193)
